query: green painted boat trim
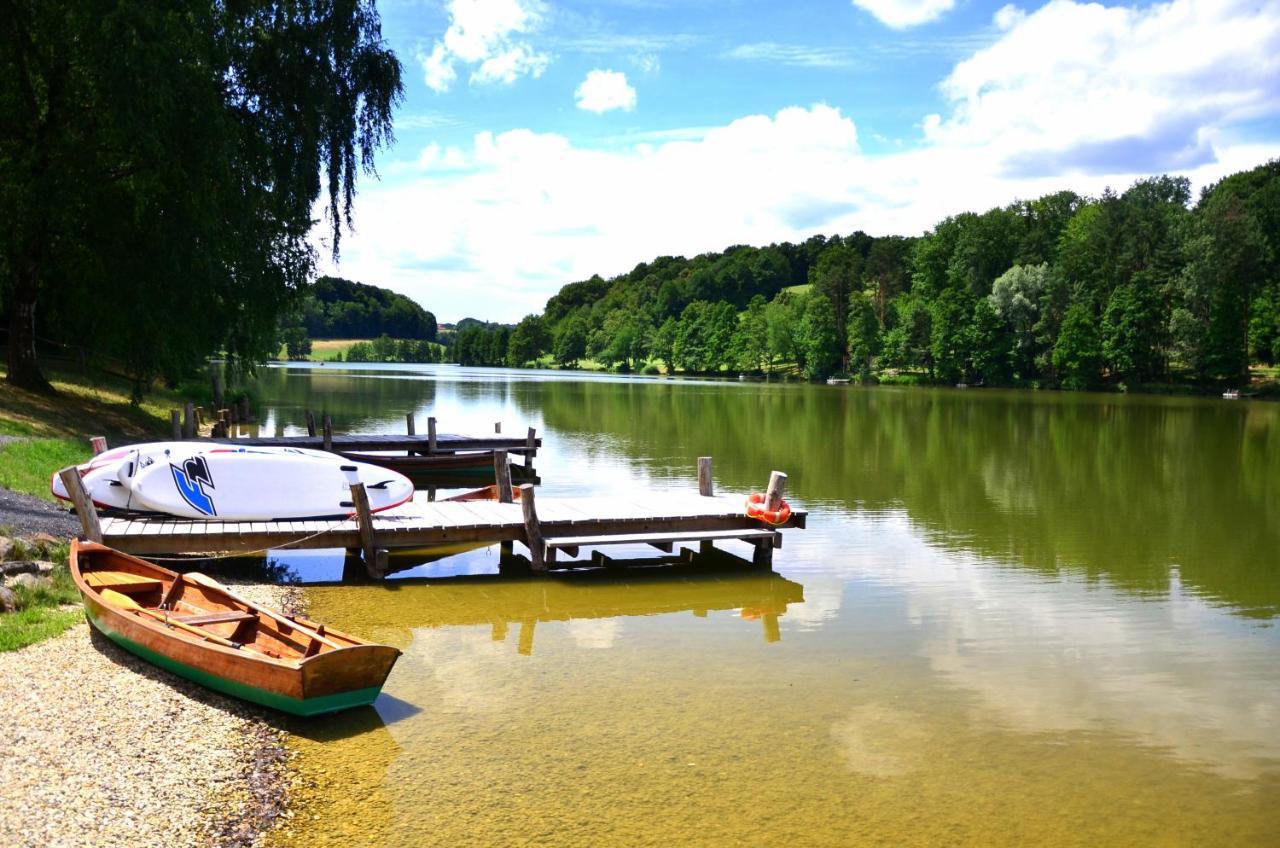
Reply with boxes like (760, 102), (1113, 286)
(85, 609), (382, 717)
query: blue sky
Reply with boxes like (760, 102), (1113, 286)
(320, 0), (1280, 322)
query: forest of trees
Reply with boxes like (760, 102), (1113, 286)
(0, 1), (402, 396)
(458, 160), (1280, 389)
(280, 276), (437, 345)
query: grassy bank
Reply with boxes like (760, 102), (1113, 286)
(0, 534), (79, 652)
(0, 366), (182, 500)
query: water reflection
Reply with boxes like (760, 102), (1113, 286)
(247, 365), (1280, 847)
(305, 561), (805, 655)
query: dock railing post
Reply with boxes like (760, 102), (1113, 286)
(519, 483), (545, 571)
(350, 483), (386, 579)
(428, 416), (437, 454)
(525, 427), (536, 468)
(406, 413), (416, 435)
(58, 467), (103, 543)
(322, 415), (333, 453)
(89, 436), (107, 456)
(305, 409), (316, 437)
(493, 449), (513, 503)
(698, 457), (714, 497)
(753, 470), (788, 568)
(170, 410), (182, 440)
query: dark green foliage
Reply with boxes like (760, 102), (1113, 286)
(1102, 276), (1163, 382)
(799, 293), (839, 380)
(0, 0), (403, 392)
(967, 298), (1012, 384)
(1053, 304), (1103, 389)
(930, 289), (974, 384)
(846, 291), (880, 378)
(507, 315), (551, 366)
(304, 277), (436, 340)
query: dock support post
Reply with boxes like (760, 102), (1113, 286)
(170, 410), (182, 439)
(58, 467), (102, 543)
(350, 483), (387, 579)
(89, 436), (107, 456)
(525, 427), (536, 468)
(698, 456), (714, 496)
(182, 402), (196, 439)
(495, 421), (501, 434)
(764, 470), (787, 512)
(520, 483), (545, 571)
(322, 415), (333, 453)
(517, 619), (536, 656)
(406, 413), (416, 435)
(305, 410), (316, 437)
(428, 417), (437, 454)
(493, 449), (513, 503)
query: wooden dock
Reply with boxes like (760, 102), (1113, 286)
(59, 454), (804, 579)
(207, 432), (540, 455)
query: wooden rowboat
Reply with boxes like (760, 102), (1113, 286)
(70, 540), (400, 716)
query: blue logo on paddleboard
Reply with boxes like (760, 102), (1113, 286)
(170, 457), (216, 516)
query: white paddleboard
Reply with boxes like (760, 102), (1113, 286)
(51, 442), (194, 511)
(120, 445), (414, 520)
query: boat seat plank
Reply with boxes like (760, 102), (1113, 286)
(84, 571), (164, 593)
(174, 610), (256, 626)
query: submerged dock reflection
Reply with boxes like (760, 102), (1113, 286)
(309, 554), (805, 655)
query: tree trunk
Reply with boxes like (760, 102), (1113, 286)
(6, 258), (52, 393)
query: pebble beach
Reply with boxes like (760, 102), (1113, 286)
(0, 507), (299, 848)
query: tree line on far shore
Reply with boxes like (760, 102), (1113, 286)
(448, 160), (1280, 388)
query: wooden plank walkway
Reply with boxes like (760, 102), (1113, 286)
(202, 432), (540, 454)
(97, 492), (806, 559)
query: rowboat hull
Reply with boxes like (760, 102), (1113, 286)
(71, 541), (400, 716)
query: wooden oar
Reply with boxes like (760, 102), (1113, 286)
(100, 589), (243, 650)
(182, 572), (343, 651)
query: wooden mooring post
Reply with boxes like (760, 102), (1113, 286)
(89, 436), (107, 456)
(519, 483), (545, 571)
(698, 456), (714, 496)
(182, 402), (196, 439)
(405, 413), (416, 435)
(349, 483), (388, 578)
(427, 417), (437, 454)
(525, 427), (536, 468)
(753, 470), (788, 567)
(493, 449), (513, 503)
(58, 467), (102, 543)
(170, 410), (182, 440)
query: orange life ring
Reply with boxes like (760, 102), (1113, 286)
(746, 492), (792, 525)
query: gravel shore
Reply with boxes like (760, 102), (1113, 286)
(0, 486), (79, 538)
(0, 580), (298, 848)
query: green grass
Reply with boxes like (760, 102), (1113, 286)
(0, 535), (81, 652)
(782, 283), (812, 296)
(0, 438), (93, 501)
(0, 606), (83, 651)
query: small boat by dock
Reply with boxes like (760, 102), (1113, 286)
(826, 376), (851, 385)
(338, 449), (497, 477)
(70, 540), (400, 716)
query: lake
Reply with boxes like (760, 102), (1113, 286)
(252, 363), (1280, 847)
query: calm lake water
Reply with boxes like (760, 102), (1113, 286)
(252, 363), (1280, 847)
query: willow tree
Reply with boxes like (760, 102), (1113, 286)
(0, 0), (402, 392)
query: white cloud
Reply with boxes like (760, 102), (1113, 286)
(574, 70), (637, 113)
(725, 42), (861, 68)
(419, 0), (550, 93)
(932, 0), (1280, 176)
(327, 0), (1280, 322)
(851, 0), (955, 29)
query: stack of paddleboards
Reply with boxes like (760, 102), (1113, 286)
(51, 442), (414, 521)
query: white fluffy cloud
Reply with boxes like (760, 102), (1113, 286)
(574, 70), (637, 113)
(851, 0), (955, 28)
(927, 0), (1280, 176)
(328, 0), (1280, 322)
(419, 0), (550, 93)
